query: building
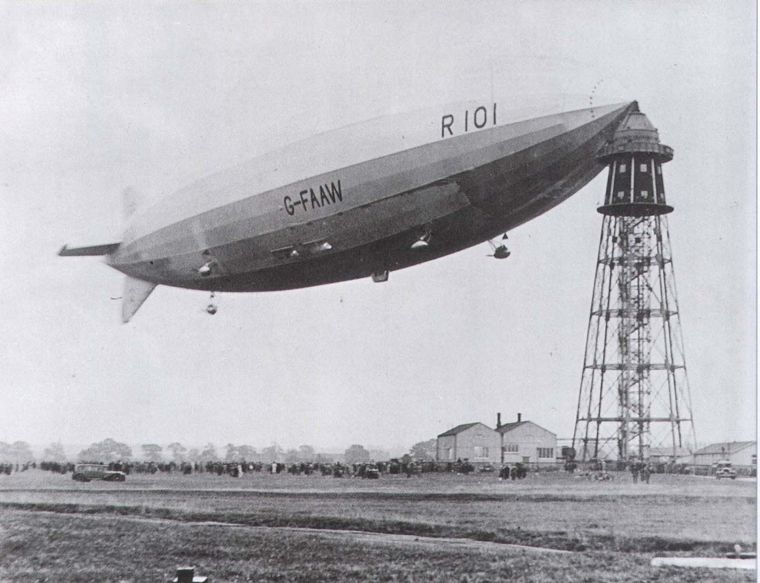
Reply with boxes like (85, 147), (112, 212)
(648, 447), (692, 464)
(436, 414), (558, 467)
(496, 413), (557, 465)
(436, 422), (500, 465)
(692, 441), (756, 468)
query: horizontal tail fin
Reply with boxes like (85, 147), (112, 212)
(59, 243), (120, 256)
(123, 276), (157, 323)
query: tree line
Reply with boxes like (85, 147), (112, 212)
(2, 437), (439, 465)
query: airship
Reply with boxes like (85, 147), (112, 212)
(60, 97), (636, 322)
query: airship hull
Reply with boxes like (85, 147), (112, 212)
(107, 101), (634, 292)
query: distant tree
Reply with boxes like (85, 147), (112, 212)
(369, 449), (390, 462)
(344, 444), (370, 465)
(141, 444), (163, 462)
(78, 438), (132, 463)
(200, 442), (218, 461)
(225, 443), (241, 462)
(43, 442), (67, 463)
(0, 442), (9, 462)
(237, 445), (257, 461)
(409, 439), (437, 462)
(284, 449), (300, 463)
(167, 442), (187, 463)
(8, 441), (34, 464)
(187, 448), (201, 462)
(298, 445), (315, 461)
(261, 443), (283, 463)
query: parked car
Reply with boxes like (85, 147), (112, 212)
(715, 460), (737, 480)
(72, 463), (126, 482)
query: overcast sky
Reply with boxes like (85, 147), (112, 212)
(0, 1), (755, 456)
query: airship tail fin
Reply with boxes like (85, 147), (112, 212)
(122, 276), (157, 323)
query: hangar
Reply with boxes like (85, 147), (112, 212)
(692, 441), (756, 468)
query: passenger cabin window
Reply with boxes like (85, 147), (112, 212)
(640, 163), (648, 172)
(619, 163), (627, 173)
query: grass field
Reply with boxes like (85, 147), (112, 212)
(0, 469), (755, 581)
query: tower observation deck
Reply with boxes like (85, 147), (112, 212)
(572, 103), (697, 464)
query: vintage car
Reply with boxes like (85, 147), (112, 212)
(715, 460), (737, 480)
(72, 463), (126, 482)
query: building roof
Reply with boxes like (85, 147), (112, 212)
(648, 447), (692, 458)
(495, 421), (526, 434)
(438, 422), (487, 437)
(496, 420), (555, 436)
(693, 441), (756, 456)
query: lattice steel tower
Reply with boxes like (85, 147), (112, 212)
(572, 104), (696, 463)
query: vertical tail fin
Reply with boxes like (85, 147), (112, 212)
(122, 276), (157, 323)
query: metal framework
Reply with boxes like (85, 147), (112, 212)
(572, 106), (696, 463)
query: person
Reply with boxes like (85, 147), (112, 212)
(630, 460), (639, 483)
(641, 463), (651, 484)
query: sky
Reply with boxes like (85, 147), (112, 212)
(0, 1), (755, 457)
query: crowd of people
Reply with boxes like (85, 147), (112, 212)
(0, 462), (35, 475)
(629, 460), (653, 484)
(28, 458), (541, 480)
(29, 458), (446, 479)
(9, 458), (703, 483)
(498, 463), (528, 480)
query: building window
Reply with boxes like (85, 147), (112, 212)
(752, 454), (756, 465)
(619, 163), (627, 173)
(504, 443), (519, 453)
(640, 163), (648, 172)
(537, 448), (554, 459)
(473, 446), (488, 458)
(447, 448), (454, 460)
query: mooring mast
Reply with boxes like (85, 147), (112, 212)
(572, 104), (696, 463)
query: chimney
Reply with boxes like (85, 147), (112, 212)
(496, 412), (501, 428)
(517, 412), (522, 423)
(176, 567), (194, 583)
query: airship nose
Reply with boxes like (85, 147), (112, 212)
(486, 55), (631, 121)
